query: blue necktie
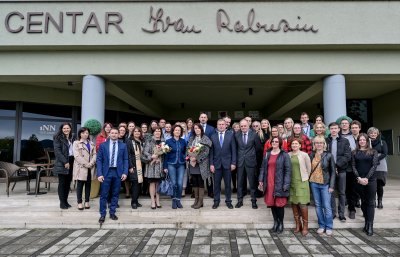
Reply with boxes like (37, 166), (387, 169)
(111, 141), (116, 167)
(243, 133), (247, 145)
(219, 132), (223, 147)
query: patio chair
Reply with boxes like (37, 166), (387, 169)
(0, 161), (30, 197)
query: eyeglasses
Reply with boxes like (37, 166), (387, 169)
(314, 142), (324, 144)
(272, 141), (279, 143)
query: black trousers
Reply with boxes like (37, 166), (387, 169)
(356, 179), (377, 223)
(231, 168), (237, 189)
(191, 174), (204, 188)
(130, 179), (140, 205)
(331, 172), (346, 217)
(206, 177), (214, 196)
(76, 169), (91, 204)
(58, 156), (74, 205)
(237, 165), (257, 202)
(346, 171), (359, 212)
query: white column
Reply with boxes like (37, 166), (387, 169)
(323, 74), (347, 124)
(81, 75), (105, 125)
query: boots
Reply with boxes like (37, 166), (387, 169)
(194, 188), (204, 209)
(191, 187), (199, 208)
(377, 198), (383, 209)
(276, 219), (284, 234)
(366, 222), (374, 236)
(363, 220), (367, 232)
(292, 205), (302, 233)
(300, 206), (309, 236)
(271, 208), (278, 232)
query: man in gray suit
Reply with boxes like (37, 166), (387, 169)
(210, 119), (237, 209)
(235, 119), (262, 209)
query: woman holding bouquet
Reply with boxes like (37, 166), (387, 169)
(142, 127), (165, 209)
(127, 127), (144, 209)
(164, 125), (188, 209)
(187, 123), (212, 209)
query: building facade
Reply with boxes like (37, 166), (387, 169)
(0, 1), (399, 177)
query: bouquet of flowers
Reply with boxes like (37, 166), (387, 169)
(186, 143), (204, 159)
(153, 142), (171, 156)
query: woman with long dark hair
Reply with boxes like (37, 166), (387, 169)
(53, 122), (76, 209)
(352, 133), (379, 236)
(259, 136), (291, 234)
(96, 122), (112, 151)
(127, 127), (144, 209)
(73, 127), (96, 210)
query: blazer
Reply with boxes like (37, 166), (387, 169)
(164, 137), (187, 169)
(259, 150), (292, 197)
(288, 151), (311, 182)
(96, 139), (129, 178)
(73, 140), (96, 181)
(53, 134), (76, 175)
(235, 130), (263, 168)
(126, 138), (143, 181)
(202, 124), (216, 139)
(210, 131), (237, 170)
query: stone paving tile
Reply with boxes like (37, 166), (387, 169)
(212, 230), (229, 237)
(251, 244), (266, 254)
(211, 236), (230, 244)
(111, 244), (137, 255)
(237, 243), (253, 255)
(168, 244), (184, 254)
(257, 230), (271, 238)
(160, 236), (175, 244)
(194, 229), (212, 237)
(189, 245), (211, 255)
(164, 229), (177, 237)
(284, 244), (309, 254)
(236, 236), (250, 244)
(304, 244), (330, 254)
(192, 236), (211, 244)
(172, 237), (186, 245)
(211, 244), (231, 255)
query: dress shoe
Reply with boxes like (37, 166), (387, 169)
(355, 200), (361, 208)
(339, 216), (347, 222)
(66, 202), (72, 208)
(110, 214), (118, 220)
(332, 215), (337, 220)
(377, 199), (383, 209)
(252, 202), (258, 209)
(176, 200), (183, 208)
(235, 201), (243, 208)
(212, 202), (219, 209)
(208, 193), (214, 198)
(172, 199), (177, 209)
(131, 203), (138, 209)
(60, 204), (68, 210)
(349, 211), (356, 219)
(137, 202), (142, 207)
(226, 203), (234, 209)
(99, 216), (105, 224)
(156, 205), (162, 209)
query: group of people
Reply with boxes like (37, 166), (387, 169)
(52, 112), (388, 236)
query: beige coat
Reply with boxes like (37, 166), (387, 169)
(73, 140), (97, 181)
(289, 150), (311, 182)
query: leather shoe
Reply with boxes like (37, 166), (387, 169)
(212, 202), (219, 209)
(99, 216), (105, 224)
(66, 202), (72, 208)
(131, 204), (138, 209)
(235, 201), (243, 208)
(226, 203), (234, 209)
(137, 202), (142, 207)
(110, 214), (118, 220)
(339, 216), (347, 222)
(60, 203), (68, 210)
(252, 202), (258, 209)
(349, 211), (356, 219)
(355, 200), (361, 208)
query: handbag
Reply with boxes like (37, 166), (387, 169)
(376, 154), (388, 172)
(158, 174), (174, 196)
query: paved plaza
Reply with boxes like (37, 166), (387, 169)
(0, 228), (400, 257)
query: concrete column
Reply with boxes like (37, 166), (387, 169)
(81, 75), (105, 125)
(323, 74), (347, 124)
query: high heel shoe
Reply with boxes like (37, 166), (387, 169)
(151, 201), (156, 210)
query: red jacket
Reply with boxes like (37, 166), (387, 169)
(96, 134), (108, 151)
(287, 134), (312, 154)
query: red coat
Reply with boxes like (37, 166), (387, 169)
(96, 134), (108, 151)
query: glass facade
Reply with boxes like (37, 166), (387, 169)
(0, 102), (16, 162)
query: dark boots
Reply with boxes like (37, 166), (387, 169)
(377, 198), (383, 209)
(366, 222), (374, 236)
(271, 208), (278, 232)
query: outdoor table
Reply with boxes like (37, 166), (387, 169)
(23, 163), (52, 196)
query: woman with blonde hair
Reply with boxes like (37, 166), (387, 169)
(282, 117), (294, 139)
(260, 119), (271, 143)
(309, 135), (336, 236)
(310, 121), (330, 139)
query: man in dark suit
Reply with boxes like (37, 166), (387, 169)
(97, 128), (128, 224)
(210, 119), (237, 209)
(235, 119), (262, 209)
(199, 112), (215, 197)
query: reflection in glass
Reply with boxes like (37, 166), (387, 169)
(0, 119), (15, 162)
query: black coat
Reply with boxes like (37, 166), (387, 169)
(309, 151), (336, 189)
(259, 150), (291, 197)
(326, 135), (351, 173)
(53, 134), (76, 175)
(126, 139), (143, 181)
(235, 130), (263, 168)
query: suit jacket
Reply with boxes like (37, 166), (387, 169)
(235, 130), (262, 168)
(53, 134), (76, 175)
(202, 124), (216, 139)
(96, 139), (129, 178)
(210, 131), (237, 170)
